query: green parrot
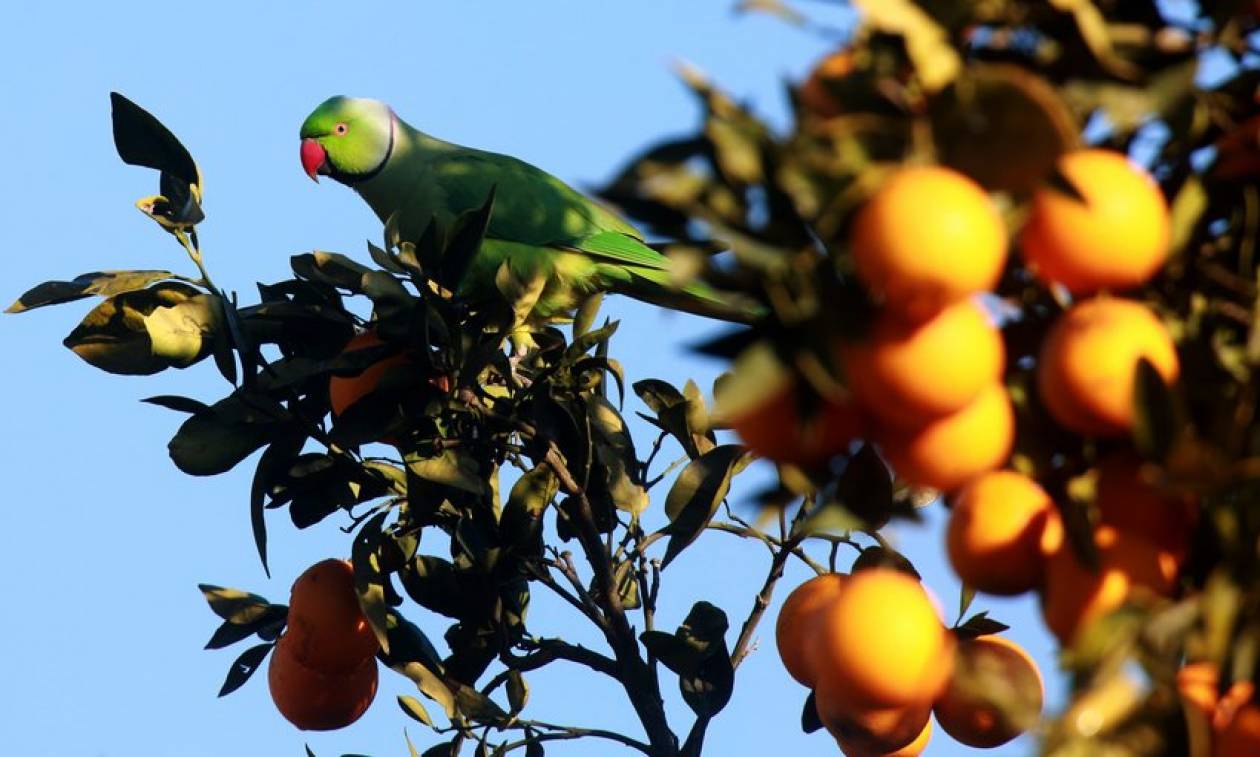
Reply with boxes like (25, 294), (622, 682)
(298, 96), (756, 348)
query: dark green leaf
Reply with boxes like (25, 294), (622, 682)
(956, 611), (1011, 640)
(141, 395), (209, 414)
(250, 434), (305, 577)
(63, 282), (206, 375)
(398, 695), (434, 727)
(851, 546), (920, 578)
(958, 585), (976, 625)
(453, 681), (509, 724)
(662, 445), (750, 567)
(407, 449), (488, 496)
(1133, 356), (1179, 461)
(352, 511), (392, 653)
(525, 740), (545, 757)
(438, 186), (496, 291)
(290, 251), (373, 292)
(6, 270), (179, 314)
(217, 642), (272, 697)
(199, 585), (272, 624)
(833, 443), (895, 529)
(506, 670), (529, 714)
(801, 691), (823, 733)
(681, 643), (733, 718)
(204, 604), (286, 650)
(110, 92), (199, 188)
(640, 630), (701, 675)
(168, 394), (281, 476)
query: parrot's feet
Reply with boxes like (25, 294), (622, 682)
(507, 329), (536, 389)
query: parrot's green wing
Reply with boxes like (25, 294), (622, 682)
(356, 122), (760, 327)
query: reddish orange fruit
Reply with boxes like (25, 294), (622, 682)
(287, 559), (379, 673)
(817, 690), (931, 756)
(1216, 702), (1260, 756)
(1038, 297), (1179, 437)
(718, 342), (864, 467)
(775, 573), (846, 687)
(878, 383), (1015, 492)
(1021, 149), (1170, 293)
(1094, 452), (1197, 557)
(834, 716), (933, 756)
(933, 635), (1044, 748)
(1041, 525), (1180, 645)
(843, 299), (1005, 428)
(268, 634), (378, 731)
(851, 166), (1008, 322)
(329, 331), (413, 418)
(947, 471), (1064, 595)
(813, 568), (954, 709)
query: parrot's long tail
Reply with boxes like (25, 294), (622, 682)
(612, 266), (765, 325)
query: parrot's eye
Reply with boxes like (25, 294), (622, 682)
(334, 123), (349, 135)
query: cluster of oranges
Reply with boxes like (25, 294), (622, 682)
(776, 567), (1043, 755)
(727, 147), (1178, 483)
(268, 559), (381, 731)
(741, 136), (1215, 752)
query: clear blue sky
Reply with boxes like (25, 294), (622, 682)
(1, 2), (1061, 755)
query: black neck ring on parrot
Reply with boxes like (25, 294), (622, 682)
(331, 115), (395, 186)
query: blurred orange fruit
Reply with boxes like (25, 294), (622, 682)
(1216, 702), (1260, 756)
(775, 573), (846, 687)
(287, 559), (380, 673)
(1095, 452), (1198, 557)
(851, 166), (1008, 322)
(1041, 525), (1179, 645)
(947, 471), (1064, 595)
(717, 342), (864, 467)
(820, 695), (932, 756)
(1177, 661), (1220, 718)
(1021, 149), (1170, 293)
(933, 634), (1044, 748)
(1038, 297), (1179, 436)
(813, 568), (954, 709)
(843, 299), (1005, 428)
(878, 383), (1015, 492)
(268, 634), (378, 731)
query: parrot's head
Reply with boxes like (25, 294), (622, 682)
(299, 96), (394, 184)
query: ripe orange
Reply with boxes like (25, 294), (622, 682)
(1176, 661), (1219, 718)
(851, 166), (1008, 323)
(1021, 149), (1170, 293)
(878, 383), (1015, 492)
(287, 559), (380, 673)
(933, 635), (1044, 748)
(1094, 452), (1197, 557)
(834, 716), (933, 756)
(717, 342), (864, 467)
(1041, 525), (1180, 645)
(1215, 680), (1258, 732)
(813, 567), (954, 709)
(1038, 297), (1179, 437)
(329, 331), (412, 418)
(843, 299), (1005, 428)
(775, 573), (846, 687)
(947, 470), (1064, 595)
(799, 50), (856, 119)
(1216, 703), (1260, 756)
(268, 634), (378, 731)
(817, 689), (931, 755)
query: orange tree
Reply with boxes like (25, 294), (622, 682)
(12, 2), (1260, 755)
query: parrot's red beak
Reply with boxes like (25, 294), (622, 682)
(300, 139), (328, 182)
